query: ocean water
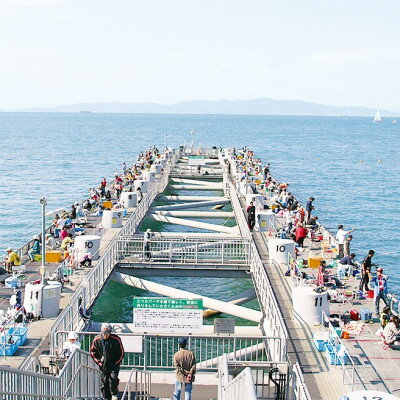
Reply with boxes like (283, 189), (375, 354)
(0, 113), (399, 300)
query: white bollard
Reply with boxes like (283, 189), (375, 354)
(120, 192), (137, 208)
(256, 211), (276, 232)
(267, 238), (295, 264)
(74, 235), (101, 260)
(245, 194), (264, 209)
(143, 170), (156, 184)
(102, 210), (123, 229)
(134, 180), (149, 193)
(292, 286), (330, 324)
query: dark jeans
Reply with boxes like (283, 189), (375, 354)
(297, 237), (305, 247)
(144, 243), (151, 259)
(359, 273), (370, 292)
(375, 290), (388, 314)
(338, 244), (344, 259)
(101, 366), (120, 400)
(248, 218), (255, 231)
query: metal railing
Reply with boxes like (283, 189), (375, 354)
(56, 331), (282, 370)
(117, 234), (250, 265)
(219, 358), (291, 400)
(228, 183), (288, 361)
(120, 368), (151, 400)
(291, 363), (312, 400)
(50, 152), (178, 354)
(321, 310), (355, 389)
(229, 183), (251, 240)
(0, 349), (101, 400)
(218, 354), (257, 400)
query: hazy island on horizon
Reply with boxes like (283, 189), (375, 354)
(2, 97), (399, 117)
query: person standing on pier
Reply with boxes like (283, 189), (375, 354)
(90, 323), (124, 400)
(371, 267), (389, 317)
(359, 250), (377, 292)
(247, 201), (256, 231)
(173, 337), (196, 400)
(305, 197), (315, 221)
(343, 235), (353, 257)
(335, 225), (356, 258)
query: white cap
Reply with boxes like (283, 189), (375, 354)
(68, 331), (77, 340)
(146, 229), (151, 233)
(6, 247), (12, 251)
(101, 323), (112, 333)
(33, 235), (39, 240)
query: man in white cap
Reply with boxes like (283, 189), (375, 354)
(61, 331), (81, 358)
(5, 247), (21, 273)
(90, 323), (124, 400)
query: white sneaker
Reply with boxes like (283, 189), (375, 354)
(111, 395), (118, 400)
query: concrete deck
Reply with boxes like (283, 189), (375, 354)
(0, 205), (129, 368)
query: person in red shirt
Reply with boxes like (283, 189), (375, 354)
(295, 224), (308, 247)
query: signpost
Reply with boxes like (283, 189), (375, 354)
(133, 298), (203, 333)
(214, 318), (235, 334)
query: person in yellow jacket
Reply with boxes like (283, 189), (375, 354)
(5, 247), (21, 273)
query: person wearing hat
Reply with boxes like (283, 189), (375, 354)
(5, 248), (21, 273)
(28, 235), (41, 261)
(90, 323), (124, 400)
(371, 267), (389, 317)
(61, 331), (81, 358)
(45, 233), (58, 250)
(172, 337), (196, 400)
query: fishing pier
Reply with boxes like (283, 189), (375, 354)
(1, 146), (399, 400)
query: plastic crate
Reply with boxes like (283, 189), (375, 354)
(360, 308), (372, 322)
(8, 326), (28, 345)
(0, 336), (21, 356)
(325, 343), (348, 365)
(313, 337), (327, 352)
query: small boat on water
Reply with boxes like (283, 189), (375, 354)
(392, 119), (397, 124)
(373, 110), (381, 123)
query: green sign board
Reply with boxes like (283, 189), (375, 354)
(133, 298), (203, 310)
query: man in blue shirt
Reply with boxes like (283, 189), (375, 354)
(305, 197), (315, 221)
(339, 253), (356, 266)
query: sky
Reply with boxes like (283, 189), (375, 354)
(0, 0), (399, 110)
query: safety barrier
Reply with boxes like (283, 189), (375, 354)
(117, 234), (250, 265)
(56, 331), (282, 370)
(228, 183), (288, 361)
(321, 310), (355, 389)
(218, 354), (257, 400)
(291, 363), (312, 400)
(0, 349), (101, 400)
(120, 368), (151, 400)
(50, 153), (177, 354)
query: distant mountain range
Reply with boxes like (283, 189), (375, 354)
(3, 98), (399, 117)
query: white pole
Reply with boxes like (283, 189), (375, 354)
(112, 273), (262, 323)
(40, 196), (47, 283)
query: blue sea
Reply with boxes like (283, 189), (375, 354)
(0, 113), (399, 313)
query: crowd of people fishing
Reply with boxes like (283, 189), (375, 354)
(1, 146), (163, 287)
(226, 146), (398, 348)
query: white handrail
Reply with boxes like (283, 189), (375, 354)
(292, 362), (312, 400)
(0, 349), (101, 400)
(218, 354), (257, 400)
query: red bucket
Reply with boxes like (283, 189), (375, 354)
(367, 290), (374, 299)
